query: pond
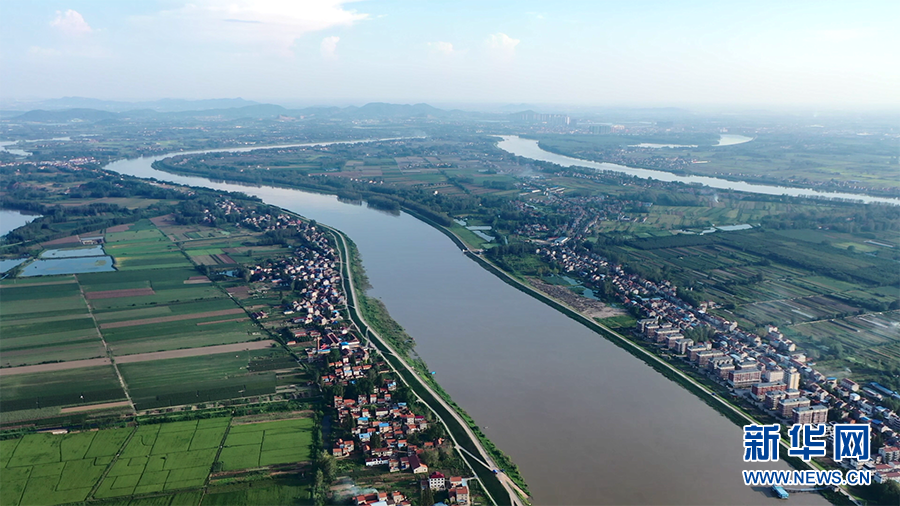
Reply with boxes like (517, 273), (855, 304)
(19, 256), (115, 277)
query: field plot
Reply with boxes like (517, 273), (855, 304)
(79, 267), (226, 311)
(789, 310), (900, 366)
(0, 278), (104, 367)
(78, 235), (259, 356)
(118, 350), (285, 410)
(93, 418), (228, 499)
(219, 418), (314, 471)
(0, 428), (133, 506)
(0, 365), (127, 412)
(112, 490), (204, 506)
(203, 475), (311, 505)
(104, 221), (194, 271)
(735, 295), (861, 326)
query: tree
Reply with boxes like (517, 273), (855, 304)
(313, 469), (326, 506)
(316, 451), (336, 482)
(370, 432), (382, 449)
(420, 484), (434, 506)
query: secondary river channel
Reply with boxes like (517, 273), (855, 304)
(101, 141), (830, 505)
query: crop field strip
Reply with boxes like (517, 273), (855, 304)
(0, 416), (315, 506)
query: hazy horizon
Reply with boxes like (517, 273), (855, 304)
(2, 1), (898, 109)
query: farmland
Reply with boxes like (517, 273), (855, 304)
(587, 227), (900, 380)
(119, 349), (285, 410)
(0, 415), (316, 506)
(0, 209), (306, 425)
(219, 418), (314, 471)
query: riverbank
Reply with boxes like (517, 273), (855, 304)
(326, 226), (529, 506)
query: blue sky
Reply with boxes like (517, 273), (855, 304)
(1, 1), (897, 107)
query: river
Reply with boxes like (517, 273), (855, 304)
(498, 135), (899, 206)
(100, 145), (830, 505)
(0, 209), (42, 274)
(1, 209), (41, 237)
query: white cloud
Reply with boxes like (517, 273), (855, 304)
(487, 32), (519, 55)
(149, 0), (368, 55)
(321, 36), (340, 59)
(428, 41), (454, 55)
(51, 9), (92, 36)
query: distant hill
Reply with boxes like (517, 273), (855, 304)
(12, 108), (119, 122)
(7, 102), (463, 123)
(340, 102), (447, 119)
(1, 97), (261, 113)
(172, 104), (288, 119)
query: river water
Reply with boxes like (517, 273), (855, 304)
(101, 145), (830, 505)
(499, 135), (899, 206)
(0, 209), (42, 274)
(0, 209), (41, 237)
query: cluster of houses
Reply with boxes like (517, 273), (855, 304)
(245, 217), (345, 328)
(331, 388), (434, 473)
(0, 157), (99, 173)
(423, 472), (470, 505)
(353, 490), (410, 506)
(319, 349), (372, 385)
(541, 243), (900, 482)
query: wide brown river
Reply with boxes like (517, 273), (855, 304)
(103, 144), (830, 505)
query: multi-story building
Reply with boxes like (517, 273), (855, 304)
(763, 368), (785, 383)
(729, 368), (762, 388)
(840, 378), (860, 392)
(751, 382), (787, 400)
(427, 472), (446, 491)
(792, 405), (828, 425)
(880, 446), (900, 462)
(779, 397), (811, 418)
(785, 368), (801, 391)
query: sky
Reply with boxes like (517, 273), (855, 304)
(1, 0), (898, 108)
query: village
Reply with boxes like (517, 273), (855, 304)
(540, 243), (900, 484)
(219, 201), (478, 504)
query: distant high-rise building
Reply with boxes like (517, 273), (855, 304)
(590, 125), (612, 134)
(511, 111), (570, 125)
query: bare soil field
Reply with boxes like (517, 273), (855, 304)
(184, 275), (212, 284)
(113, 340), (277, 363)
(226, 286), (250, 299)
(214, 254), (236, 264)
(105, 224), (132, 233)
(528, 277), (626, 320)
(85, 287), (156, 300)
(0, 357), (111, 376)
(191, 254), (218, 265)
(59, 400), (132, 414)
(41, 235), (82, 247)
(98, 308), (245, 329)
(196, 317), (248, 325)
(149, 214), (176, 227)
